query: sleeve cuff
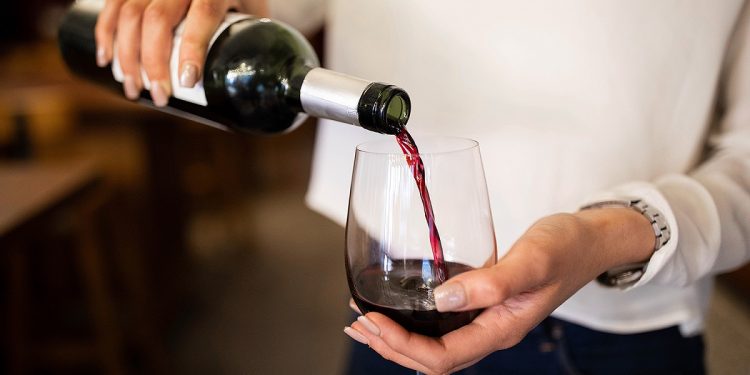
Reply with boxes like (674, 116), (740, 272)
(580, 180), (681, 290)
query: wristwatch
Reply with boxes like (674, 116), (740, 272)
(580, 198), (671, 288)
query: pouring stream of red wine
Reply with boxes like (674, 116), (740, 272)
(395, 128), (450, 283)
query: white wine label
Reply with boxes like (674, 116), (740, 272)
(111, 13), (252, 106)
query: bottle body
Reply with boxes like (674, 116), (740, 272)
(199, 15), (319, 133)
(58, 2), (410, 135)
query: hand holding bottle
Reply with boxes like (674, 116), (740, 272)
(93, 0), (267, 106)
(62, 0), (408, 134)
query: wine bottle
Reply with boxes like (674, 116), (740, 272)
(57, 1), (410, 135)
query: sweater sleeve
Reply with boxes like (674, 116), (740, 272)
(589, 3), (750, 289)
(684, 1), (750, 277)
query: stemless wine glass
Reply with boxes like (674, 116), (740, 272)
(346, 136), (497, 339)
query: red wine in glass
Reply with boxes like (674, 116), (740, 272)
(348, 259), (480, 337)
(395, 128), (450, 283)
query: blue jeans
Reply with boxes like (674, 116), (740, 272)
(345, 317), (705, 375)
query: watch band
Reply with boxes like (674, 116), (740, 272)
(580, 198), (671, 288)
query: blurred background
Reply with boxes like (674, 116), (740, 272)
(0, 1), (748, 374)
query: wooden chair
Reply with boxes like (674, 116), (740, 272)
(1, 159), (125, 374)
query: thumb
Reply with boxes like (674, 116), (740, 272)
(434, 253), (542, 312)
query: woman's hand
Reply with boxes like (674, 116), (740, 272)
(345, 208), (655, 374)
(94, 0), (267, 106)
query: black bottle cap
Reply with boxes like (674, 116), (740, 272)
(357, 83), (411, 135)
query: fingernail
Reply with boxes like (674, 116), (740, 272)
(123, 75), (140, 100)
(150, 80), (170, 107)
(96, 46), (107, 67)
(434, 282), (467, 311)
(349, 299), (362, 314)
(179, 63), (198, 87)
(357, 315), (381, 336)
(344, 327), (368, 345)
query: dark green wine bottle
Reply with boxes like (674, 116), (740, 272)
(58, 2), (410, 135)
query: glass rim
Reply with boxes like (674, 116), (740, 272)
(355, 135), (479, 156)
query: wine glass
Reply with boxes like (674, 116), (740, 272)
(346, 135), (497, 343)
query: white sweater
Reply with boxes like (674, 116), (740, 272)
(302, 0), (750, 335)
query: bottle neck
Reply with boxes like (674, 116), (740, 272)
(300, 68), (372, 127)
(299, 68), (410, 134)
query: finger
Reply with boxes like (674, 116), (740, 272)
(349, 298), (362, 314)
(116, 0), (150, 99)
(141, 0), (190, 106)
(434, 246), (546, 312)
(366, 312), (497, 373)
(178, 0), (230, 87)
(348, 320), (432, 374)
(95, 0), (125, 67)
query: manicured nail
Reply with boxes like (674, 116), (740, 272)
(434, 282), (467, 311)
(96, 46), (107, 67)
(123, 75), (140, 100)
(150, 80), (170, 107)
(357, 315), (381, 336)
(349, 299), (362, 314)
(344, 327), (368, 345)
(179, 63), (198, 87)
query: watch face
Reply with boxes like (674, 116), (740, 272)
(597, 263), (648, 288)
(613, 269), (644, 287)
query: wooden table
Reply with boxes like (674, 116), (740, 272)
(0, 160), (99, 237)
